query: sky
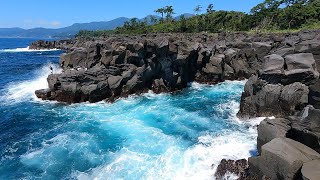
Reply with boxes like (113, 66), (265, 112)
(0, 0), (263, 29)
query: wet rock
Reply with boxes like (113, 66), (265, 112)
(257, 118), (291, 154)
(214, 159), (249, 180)
(33, 31), (320, 105)
(249, 138), (320, 180)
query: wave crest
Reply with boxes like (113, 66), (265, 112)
(0, 46), (60, 53)
(0, 63), (62, 105)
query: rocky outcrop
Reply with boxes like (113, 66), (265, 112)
(234, 31), (320, 178)
(29, 39), (74, 50)
(238, 52), (318, 118)
(33, 32), (280, 103)
(249, 138), (320, 180)
(241, 104), (320, 179)
(214, 159), (249, 180)
(32, 31), (320, 104)
(238, 76), (310, 118)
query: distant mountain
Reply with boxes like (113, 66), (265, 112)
(0, 14), (194, 38)
(175, 13), (194, 20)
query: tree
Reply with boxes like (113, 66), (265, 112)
(155, 8), (165, 23)
(207, 4), (214, 14)
(150, 15), (158, 24)
(164, 6), (175, 21)
(194, 5), (202, 15)
(179, 15), (187, 32)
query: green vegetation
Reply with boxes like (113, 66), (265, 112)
(76, 0), (320, 37)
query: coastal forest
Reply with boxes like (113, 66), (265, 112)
(76, 0), (320, 37)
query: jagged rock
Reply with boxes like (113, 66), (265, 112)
(252, 42), (272, 60)
(280, 82), (309, 113)
(283, 53), (319, 84)
(301, 159), (320, 180)
(152, 78), (169, 94)
(249, 138), (320, 180)
(257, 118), (291, 154)
(238, 78), (283, 118)
(272, 47), (294, 57)
(238, 80), (309, 118)
(287, 107), (320, 153)
(60, 48), (88, 68)
(261, 54), (284, 75)
(33, 31), (320, 105)
(214, 159), (249, 180)
(309, 79), (320, 109)
(260, 54), (284, 83)
(35, 89), (51, 100)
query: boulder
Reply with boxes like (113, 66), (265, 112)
(249, 138), (320, 180)
(272, 47), (294, 57)
(252, 42), (272, 60)
(214, 159), (249, 180)
(309, 79), (320, 109)
(35, 89), (51, 100)
(280, 82), (309, 114)
(108, 76), (123, 90)
(301, 159), (320, 180)
(238, 81), (283, 118)
(260, 54), (284, 83)
(284, 53), (319, 84)
(288, 107), (320, 153)
(261, 54), (284, 75)
(59, 48), (88, 68)
(257, 118), (291, 154)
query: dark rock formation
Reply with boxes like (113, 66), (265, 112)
(29, 39), (74, 50)
(249, 138), (320, 180)
(287, 106), (320, 154)
(214, 159), (249, 180)
(309, 79), (320, 109)
(238, 76), (310, 118)
(257, 118), (291, 154)
(31, 31), (320, 104)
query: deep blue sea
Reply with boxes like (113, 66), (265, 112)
(0, 38), (262, 180)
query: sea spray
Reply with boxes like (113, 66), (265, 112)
(0, 46), (60, 53)
(0, 63), (62, 105)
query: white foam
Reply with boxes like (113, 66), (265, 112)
(74, 96), (261, 180)
(0, 63), (62, 105)
(0, 46), (60, 53)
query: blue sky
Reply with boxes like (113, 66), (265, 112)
(0, 0), (263, 29)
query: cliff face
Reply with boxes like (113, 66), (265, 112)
(32, 31), (320, 104)
(31, 30), (320, 179)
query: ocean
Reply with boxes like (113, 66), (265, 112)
(0, 38), (262, 180)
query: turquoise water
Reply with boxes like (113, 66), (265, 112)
(0, 38), (261, 180)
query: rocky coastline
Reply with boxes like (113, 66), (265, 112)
(31, 30), (320, 179)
